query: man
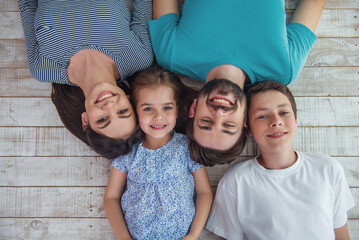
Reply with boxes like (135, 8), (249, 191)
(148, 0), (326, 165)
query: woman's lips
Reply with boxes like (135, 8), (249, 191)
(95, 91), (116, 103)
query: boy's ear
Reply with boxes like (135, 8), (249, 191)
(81, 112), (89, 131)
(189, 98), (197, 118)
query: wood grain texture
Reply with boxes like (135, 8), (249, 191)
(1, 0), (358, 238)
(1, 187), (358, 218)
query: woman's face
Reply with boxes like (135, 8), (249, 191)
(82, 82), (136, 139)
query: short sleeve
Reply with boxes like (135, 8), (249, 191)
(186, 151), (203, 173)
(287, 22), (317, 84)
(148, 13), (180, 71)
(206, 180), (245, 240)
(333, 161), (355, 228)
(111, 155), (129, 173)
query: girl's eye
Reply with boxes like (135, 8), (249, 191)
(164, 106), (173, 111)
(143, 107), (152, 111)
(97, 116), (108, 123)
(118, 109), (128, 114)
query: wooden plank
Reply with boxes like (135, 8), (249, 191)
(307, 38), (359, 67)
(0, 0), (18, 12)
(3, 10), (359, 40)
(0, 127), (357, 157)
(0, 157), (110, 187)
(0, 127), (93, 157)
(0, 68), (51, 97)
(2, 38), (358, 68)
(1, 187), (358, 218)
(0, 218), (358, 240)
(0, 218), (115, 240)
(290, 67), (359, 97)
(1, 156), (357, 187)
(0, 67), (356, 98)
(1, 97), (358, 127)
(0, 187), (106, 218)
(0, 98), (63, 126)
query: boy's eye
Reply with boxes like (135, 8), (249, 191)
(97, 116), (108, 123)
(257, 115), (266, 119)
(118, 109), (128, 114)
(280, 111), (289, 115)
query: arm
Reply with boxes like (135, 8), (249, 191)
(152, 0), (179, 20)
(103, 167), (132, 240)
(290, 0), (326, 33)
(182, 167), (213, 240)
(334, 223), (350, 240)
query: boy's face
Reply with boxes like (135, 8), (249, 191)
(248, 90), (297, 153)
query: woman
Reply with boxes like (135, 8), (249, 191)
(18, 0), (154, 158)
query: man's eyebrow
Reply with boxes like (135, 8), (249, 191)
(197, 121), (238, 135)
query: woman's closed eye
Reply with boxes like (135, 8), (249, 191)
(97, 116), (108, 123)
(118, 108), (128, 114)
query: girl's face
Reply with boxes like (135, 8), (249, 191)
(136, 85), (178, 145)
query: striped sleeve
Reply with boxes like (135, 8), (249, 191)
(18, 0), (63, 83)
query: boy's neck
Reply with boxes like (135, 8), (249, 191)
(257, 147), (297, 170)
(142, 133), (173, 150)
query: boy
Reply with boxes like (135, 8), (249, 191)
(206, 81), (355, 239)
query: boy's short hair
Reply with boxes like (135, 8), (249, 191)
(245, 81), (297, 119)
(185, 117), (247, 166)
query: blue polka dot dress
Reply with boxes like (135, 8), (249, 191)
(111, 132), (203, 240)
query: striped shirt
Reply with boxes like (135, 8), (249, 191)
(18, 0), (154, 84)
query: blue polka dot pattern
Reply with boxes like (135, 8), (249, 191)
(111, 132), (203, 239)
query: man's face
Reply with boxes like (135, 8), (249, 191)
(189, 79), (246, 150)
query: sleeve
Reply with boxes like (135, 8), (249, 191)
(333, 161), (355, 228)
(205, 179), (245, 240)
(130, 0), (152, 46)
(18, 0), (65, 83)
(111, 155), (129, 173)
(148, 13), (180, 71)
(287, 22), (317, 84)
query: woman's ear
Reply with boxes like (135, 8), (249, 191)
(81, 112), (89, 131)
(189, 98), (197, 118)
(244, 116), (252, 136)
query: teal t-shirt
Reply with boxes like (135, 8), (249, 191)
(148, 0), (317, 85)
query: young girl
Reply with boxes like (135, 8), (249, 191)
(103, 65), (213, 240)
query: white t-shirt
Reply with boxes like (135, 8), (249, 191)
(206, 151), (355, 240)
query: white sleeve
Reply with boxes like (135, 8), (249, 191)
(333, 161), (355, 228)
(206, 180), (245, 240)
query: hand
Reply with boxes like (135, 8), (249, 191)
(181, 234), (198, 240)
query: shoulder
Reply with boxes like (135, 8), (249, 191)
(111, 143), (140, 167)
(219, 158), (255, 185)
(300, 151), (344, 174)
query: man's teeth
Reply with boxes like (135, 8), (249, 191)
(213, 99), (230, 105)
(98, 93), (113, 102)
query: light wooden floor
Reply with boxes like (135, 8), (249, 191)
(1, 0), (358, 239)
